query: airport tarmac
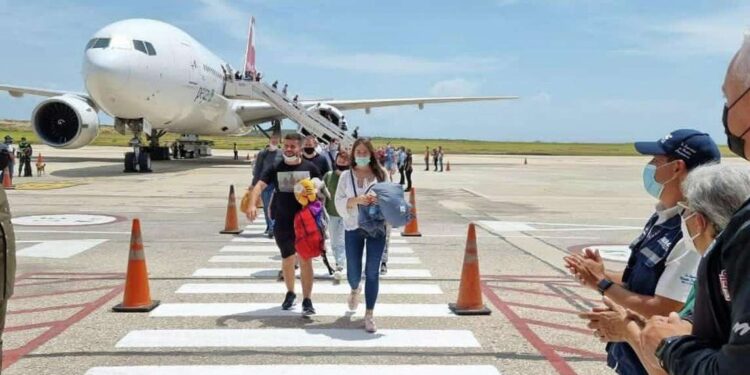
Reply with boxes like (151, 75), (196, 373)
(2, 145), (740, 375)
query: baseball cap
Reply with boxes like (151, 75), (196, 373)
(635, 129), (721, 170)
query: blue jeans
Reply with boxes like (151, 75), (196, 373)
(328, 216), (346, 267)
(345, 229), (386, 310)
(261, 184), (275, 233)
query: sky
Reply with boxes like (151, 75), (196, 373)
(0, 0), (747, 143)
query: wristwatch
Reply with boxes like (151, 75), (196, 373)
(596, 278), (614, 295)
(655, 335), (682, 370)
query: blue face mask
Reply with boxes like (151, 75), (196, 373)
(642, 164), (662, 199)
(355, 156), (371, 166)
(642, 162), (676, 200)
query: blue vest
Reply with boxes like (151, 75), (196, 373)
(606, 211), (683, 375)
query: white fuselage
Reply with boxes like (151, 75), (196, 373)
(83, 19), (247, 135)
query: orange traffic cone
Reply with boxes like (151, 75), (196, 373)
(2, 167), (13, 190)
(449, 223), (491, 315)
(446, 161), (451, 171)
(113, 218), (160, 312)
(401, 188), (422, 237)
(220, 185), (242, 234)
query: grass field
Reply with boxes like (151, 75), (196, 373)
(0, 120), (733, 156)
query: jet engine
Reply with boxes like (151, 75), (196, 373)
(308, 103), (344, 126)
(31, 95), (99, 149)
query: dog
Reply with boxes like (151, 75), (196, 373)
(36, 160), (45, 176)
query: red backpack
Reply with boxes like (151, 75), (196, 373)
(294, 206), (323, 260)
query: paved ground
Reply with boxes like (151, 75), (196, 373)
(2, 145), (736, 374)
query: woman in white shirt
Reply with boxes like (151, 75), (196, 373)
(334, 138), (387, 333)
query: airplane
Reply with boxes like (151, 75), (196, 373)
(0, 18), (517, 172)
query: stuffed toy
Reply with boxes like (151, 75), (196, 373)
(294, 178), (317, 206)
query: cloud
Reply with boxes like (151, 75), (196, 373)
(191, 0), (510, 75)
(287, 53), (507, 75)
(429, 79), (481, 96)
(610, 5), (750, 58)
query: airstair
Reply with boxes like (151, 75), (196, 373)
(225, 80), (355, 147)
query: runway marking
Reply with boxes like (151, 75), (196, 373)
(192, 268), (432, 279)
(390, 239), (408, 244)
(13, 181), (85, 190)
(86, 365), (500, 375)
(12, 214), (119, 226)
(15, 230), (130, 235)
(477, 220), (641, 234)
(150, 303), (456, 317)
(208, 255), (421, 265)
(219, 245), (415, 254)
(245, 224), (266, 229)
(115, 328), (480, 348)
(176, 283), (443, 295)
(231, 237), (275, 243)
(17, 239), (108, 258)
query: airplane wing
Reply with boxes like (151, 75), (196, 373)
(234, 95), (518, 126)
(0, 84), (89, 99)
(320, 96), (518, 112)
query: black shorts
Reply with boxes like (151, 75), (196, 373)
(273, 227), (296, 259)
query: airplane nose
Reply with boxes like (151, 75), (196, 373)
(83, 50), (131, 96)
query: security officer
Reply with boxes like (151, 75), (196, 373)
(0, 155), (16, 368)
(565, 129), (721, 375)
(645, 38), (750, 375)
(17, 137), (32, 177)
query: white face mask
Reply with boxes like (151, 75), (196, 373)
(283, 153), (299, 164)
(681, 213), (701, 253)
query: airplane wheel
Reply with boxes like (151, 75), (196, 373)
(124, 152), (137, 173)
(138, 152), (152, 173)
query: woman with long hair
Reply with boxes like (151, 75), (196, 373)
(334, 138), (387, 333)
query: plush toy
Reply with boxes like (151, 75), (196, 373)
(294, 178), (318, 206)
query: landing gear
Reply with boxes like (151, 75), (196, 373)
(123, 137), (152, 173)
(144, 129), (171, 161)
(117, 118), (153, 173)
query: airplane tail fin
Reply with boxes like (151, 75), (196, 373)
(243, 17), (257, 79)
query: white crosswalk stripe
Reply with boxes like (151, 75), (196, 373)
(208, 255), (421, 264)
(192, 268), (432, 279)
(116, 329), (481, 348)
(219, 245), (415, 254)
(176, 283), (443, 295)
(86, 365), (501, 375)
(150, 303), (457, 317)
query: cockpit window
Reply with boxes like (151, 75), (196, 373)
(144, 42), (156, 56)
(86, 38), (97, 50)
(133, 40), (148, 55)
(92, 38), (110, 49)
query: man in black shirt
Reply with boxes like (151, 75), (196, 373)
(301, 135), (331, 175)
(248, 133), (322, 316)
(641, 38), (750, 374)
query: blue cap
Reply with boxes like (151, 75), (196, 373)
(635, 129), (721, 170)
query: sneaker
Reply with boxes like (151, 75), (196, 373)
(281, 291), (296, 310)
(302, 298), (316, 316)
(365, 314), (377, 333)
(380, 262), (388, 275)
(334, 265), (344, 281)
(347, 287), (361, 311)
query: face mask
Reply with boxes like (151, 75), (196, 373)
(723, 105), (749, 159)
(355, 156), (371, 166)
(283, 153), (299, 164)
(680, 213), (700, 253)
(336, 164), (349, 171)
(642, 161), (677, 200)
(303, 147), (316, 155)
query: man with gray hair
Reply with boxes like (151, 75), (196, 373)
(643, 36), (750, 375)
